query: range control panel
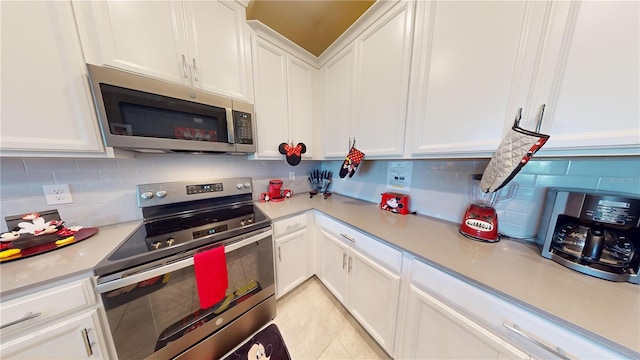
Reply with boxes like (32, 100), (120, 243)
(136, 177), (253, 207)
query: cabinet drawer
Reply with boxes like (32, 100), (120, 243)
(273, 213), (307, 238)
(0, 278), (94, 333)
(319, 215), (402, 273)
(410, 259), (626, 359)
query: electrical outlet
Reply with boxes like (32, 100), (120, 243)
(42, 184), (74, 205)
(289, 172), (295, 181)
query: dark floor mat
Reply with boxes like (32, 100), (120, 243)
(221, 323), (291, 360)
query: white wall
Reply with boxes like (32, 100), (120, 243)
(323, 157), (640, 239)
(1, 155), (639, 240)
(0, 155), (318, 233)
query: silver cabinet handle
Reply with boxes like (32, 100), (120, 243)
(340, 233), (356, 243)
(192, 58), (198, 82)
(342, 253), (347, 269)
(0, 311), (41, 329)
(503, 322), (571, 360)
(181, 54), (188, 78)
(81, 328), (94, 357)
(286, 223), (301, 230)
(278, 247), (281, 262)
(348, 256), (352, 273)
(535, 104), (546, 132)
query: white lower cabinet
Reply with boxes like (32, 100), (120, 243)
(398, 257), (629, 359)
(0, 277), (109, 359)
(1, 309), (105, 359)
(317, 215), (401, 354)
(273, 213), (311, 298)
(402, 284), (528, 359)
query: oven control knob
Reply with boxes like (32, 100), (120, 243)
(155, 190), (167, 198)
(236, 183), (243, 189)
(151, 241), (162, 250)
(243, 183), (251, 189)
(166, 238), (175, 247)
(140, 191), (154, 200)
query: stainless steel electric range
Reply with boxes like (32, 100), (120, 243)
(95, 177), (275, 360)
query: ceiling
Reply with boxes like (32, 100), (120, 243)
(246, 0), (375, 57)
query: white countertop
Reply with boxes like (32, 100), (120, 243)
(255, 194), (640, 356)
(0, 220), (141, 299)
(1, 194), (638, 356)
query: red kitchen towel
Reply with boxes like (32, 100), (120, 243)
(194, 246), (228, 309)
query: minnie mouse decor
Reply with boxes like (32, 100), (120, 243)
(278, 142), (306, 166)
(380, 192), (410, 214)
(339, 146), (365, 178)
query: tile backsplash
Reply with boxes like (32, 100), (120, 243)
(1, 155), (639, 240)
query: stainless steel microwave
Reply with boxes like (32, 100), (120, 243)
(86, 64), (256, 154)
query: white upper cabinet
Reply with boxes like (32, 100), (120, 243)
(407, 0), (639, 157)
(407, 1), (547, 156)
(251, 34), (314, 159)
(524, 1), (640, 154)
(321, 1), (414, 158)
(0, 1), (105, 156)
(74, 0), (250, 100)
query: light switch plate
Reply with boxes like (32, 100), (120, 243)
(42, 184), (74, 205)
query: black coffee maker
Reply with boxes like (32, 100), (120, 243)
(537, 188), (640, 284)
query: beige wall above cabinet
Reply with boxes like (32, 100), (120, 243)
(249, 22), (315, 159)
(406, 0), (639, 158)
(321, 1), (414, 158)
(0, 1), (105, 157)
(73, 0), (251, 101)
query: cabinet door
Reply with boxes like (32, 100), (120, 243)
(0, 309), (106, 359)
(275, 229), (309, 298)
(183, 0), (248, 99)
(355, 1), (413, 157)
(348, 248), (401, 354)
(407, 1), (545, 155)
(253, 39), (288, 158)
(0, 1), (104, 153)
(287, 56), (314, 158)
(401, 284), (529, 359)
(527, 1), (639, 153)
(79, 0), (188, 85)
(323, 45), (357, 158)
(318, 230), (349, 304)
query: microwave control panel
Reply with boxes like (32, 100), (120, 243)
(234, 111), (254, 145)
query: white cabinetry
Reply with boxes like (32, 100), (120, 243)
(0, 277), (110, 359)
(0, 1), (105, 156)
(317, 215), (401, 354)
(407, 0), (639, 157)
(250, 28), (314, 159)
(407, 0), (547, 156)
(525, 1), (639, 154)
(398, 257), (628, 359)
(74, 0), (250, 100)
(273, 213), (311, 298)
(321, 1), (414, 158)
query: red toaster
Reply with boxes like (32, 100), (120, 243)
(380, 192), (410, 214)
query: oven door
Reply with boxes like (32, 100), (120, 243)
(96, 229), (274, 360)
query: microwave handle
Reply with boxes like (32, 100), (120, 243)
(226, 108), (235, 144)
(96, 229), (272, 294)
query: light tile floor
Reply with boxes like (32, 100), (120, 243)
(273, 276), (392, 360)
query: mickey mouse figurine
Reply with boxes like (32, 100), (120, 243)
(278, 142), (306, 166)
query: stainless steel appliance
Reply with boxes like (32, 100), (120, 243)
(95, 177), (275, 359)
(86, 65), (256, 154)
(537, 188), (640, 284)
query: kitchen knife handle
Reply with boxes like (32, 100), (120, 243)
(81, 328), (94, 357)
(0, 311), (41, 329)
(503, 322), (571, 360)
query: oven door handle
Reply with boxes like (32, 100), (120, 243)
(96, 229), (272, 294)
